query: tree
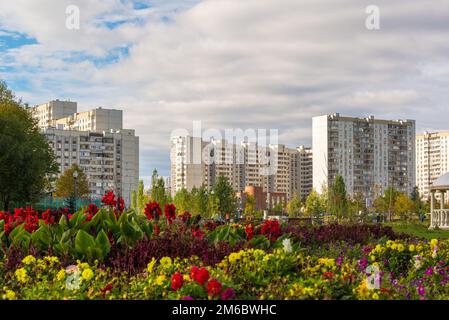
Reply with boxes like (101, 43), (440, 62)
(55, 164), (89, 198)
(329, 175), (348, 223)
(347, 193), (368, 223)
(305, 189), (324, 219)
(287, 192), (302, 218)
(374, 188), (399, 221)
(174, 188), (191, 213)
(150, 169), (167, 207)
(394, 193), (415, 220)
(213, 175), (237, 218)
(137, 180), (148, 214)
(0, 81), (58, 210)
(243, 193), (256, 216)
(194, 184), (209, 216)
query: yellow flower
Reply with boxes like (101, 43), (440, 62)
(3, 290), (16, 300)
(22, 255), (36, 265)
(370, 255), (376, 262)
(147, 258), (157, 274)
(303, 287), (314, 296)
(372, 293), (379, 300)
(44, 256), (60, 266)
(183, 274), (190, 282)
(81, 268), (94, 282)
(159, 257), (172, 269)
(78, 262), (90, 271)
(15, 268), (29, 283)
(409, 244), (416, 252)
(397, 244), (405, 252)
(228, 253), (240, 264)
(430, 239), (438, 248)
(155, 275), (166, 286)
(56, 269), (66, 282)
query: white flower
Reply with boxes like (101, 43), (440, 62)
(413, 255), (422, 270)
(282, 238), (293, 253)
(432, 247), (438, 259)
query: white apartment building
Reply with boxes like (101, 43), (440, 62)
(416, 131), (449, 200)
(52, 107), (123, 132)
(32, 100), (77, 129)
(170, 136), (313, 201)
(313, 113), (416, 203)
(32, 101), (139, 206)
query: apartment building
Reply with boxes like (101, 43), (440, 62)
(32, 100), (78, 129)
(416, 131), (449, 200)
(313, 113), (416, 203)
(170, 136), (313, 201)
(31, 101), (139, 206)
(52, 107), (123, 132)
(297, 145), (313, 200)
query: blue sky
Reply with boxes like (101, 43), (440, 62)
(1, 0), (449, 187)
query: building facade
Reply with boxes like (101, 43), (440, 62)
(170, 136), (313, 201)
(31, 101), (139, 206)
(416, 131), (449, 200)
(313, 113), (416, 203)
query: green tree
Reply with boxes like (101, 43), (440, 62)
(394, 193), (415, 220)
(287, 192), (302, 218)
(347, 193), (368, 223)
(195, 184), (209, 216)
(137, 180), (148, 213)
(55, 164), (89, 198)
(374, 188), (399, 221)
(305, 189), (324, 219)
(329, 175), (348, 223)
(174, 188), (191, 213)
(243, 193), (256, 216)
(213, 175), (237, 218)
(0, 81), (58, 210)
(150, 169), (167, 207)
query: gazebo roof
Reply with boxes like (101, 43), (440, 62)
(431, 172), (449, 190)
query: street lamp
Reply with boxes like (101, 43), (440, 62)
(73, 170), (79, 212)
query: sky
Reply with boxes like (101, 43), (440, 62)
(1, 0), (449, 187)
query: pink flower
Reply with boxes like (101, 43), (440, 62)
(221, 288), (236, 300)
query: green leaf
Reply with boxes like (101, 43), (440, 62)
(95, 230), (111, 259)
(74, 230), (95, 258)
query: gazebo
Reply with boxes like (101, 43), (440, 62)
(429, 172), (449, 230)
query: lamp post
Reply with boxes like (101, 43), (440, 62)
(73, 170), (79, 212)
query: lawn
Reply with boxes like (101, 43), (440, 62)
(384, 221), (449, 240)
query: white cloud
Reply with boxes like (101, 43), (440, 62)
(1, 0), (449, 178)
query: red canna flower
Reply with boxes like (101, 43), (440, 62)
(171, 272), (184, 291)
(206, 279), (222, 297)
(245, 224), (254, 240)
(101, 191), (117, 207)
(261, 220), (282, 241)
(164, 204), (176, 225)
(144, 202), (162, 221)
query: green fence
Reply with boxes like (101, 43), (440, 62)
(5, 197), (102, 211)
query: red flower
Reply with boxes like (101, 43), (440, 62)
(144, 202), (162, 221)
(118, 198), (125, 212)
(195, 267), (210, 286)
(245, 224), (254, 240)
(171, 272), (184, 291)
(323, 272), (334, 279)
(206, 279), (222, 297)
(101, 191), (117, 207)
(100, 283), (113, 298)
(164, 204), (176, 224)
(85, 204), (99, 222)
(190, 266), (199, 281)
(260, 220), (282, 241)
(192, 226), (205, 239)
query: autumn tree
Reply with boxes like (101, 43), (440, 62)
(55, 164), (89, 198)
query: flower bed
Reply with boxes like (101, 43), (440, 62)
(1, 194), (448, 300)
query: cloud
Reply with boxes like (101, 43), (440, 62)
(1, 0), (449, 179)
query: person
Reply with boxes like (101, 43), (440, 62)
(376, 213), (381, 223)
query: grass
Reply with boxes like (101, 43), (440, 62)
(384, 221), (449, 240)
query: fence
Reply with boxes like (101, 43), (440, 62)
(5, 197), (102, 211)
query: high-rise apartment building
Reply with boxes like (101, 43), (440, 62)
(416, 131), (449, 200)
(31, 101), (139, 206)
(313, 113), (415, 202)
(170, 136), (313, 201)
(32, 100), (78, 129)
